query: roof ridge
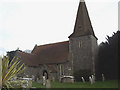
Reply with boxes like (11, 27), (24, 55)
(37, 40), (69, 47)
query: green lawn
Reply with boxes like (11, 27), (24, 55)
(32, 80), (118, 88)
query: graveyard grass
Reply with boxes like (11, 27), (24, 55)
(32, 80), (118, 88)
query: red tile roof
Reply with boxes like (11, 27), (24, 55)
(18, 41), (69, 66)
(18, 52), (38, 66)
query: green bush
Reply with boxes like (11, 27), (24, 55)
(1, 56), (26, 88)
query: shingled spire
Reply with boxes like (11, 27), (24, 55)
(69, 0), (97, 38)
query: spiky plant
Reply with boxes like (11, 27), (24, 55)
(2, 56), (25, 88)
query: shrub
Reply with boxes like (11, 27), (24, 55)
(2, 56), (26, 88)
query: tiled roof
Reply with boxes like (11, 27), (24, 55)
(18, 41), (69, 66)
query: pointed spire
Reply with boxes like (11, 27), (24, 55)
(69, 0), (97, 39)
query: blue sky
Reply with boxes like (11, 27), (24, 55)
(0, 0), (118, 56)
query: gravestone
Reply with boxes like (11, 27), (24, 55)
(61, 76), (74, 83)
(81, 77), (85, 83)
(89, 76), (93, 85)
(43, 76), (46, 86)
(45, 79), (51, 88)
(102, 74), (105, 82)
(92, 75), (95, 83)
(32, 75), (35, 81)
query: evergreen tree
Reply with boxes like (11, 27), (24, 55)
(96, 31), (119, 80)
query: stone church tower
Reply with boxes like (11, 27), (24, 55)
(68, 0), (98, 81)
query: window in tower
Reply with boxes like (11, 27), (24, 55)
(79, 40), (82, 48)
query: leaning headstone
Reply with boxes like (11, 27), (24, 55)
(102, 74), (105, 82)
(91, 75), (95, 83)
(81, 77), (85, 83)
(89, 76), (93, 85)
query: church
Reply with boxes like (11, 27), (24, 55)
(15, 0), (98, 82)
